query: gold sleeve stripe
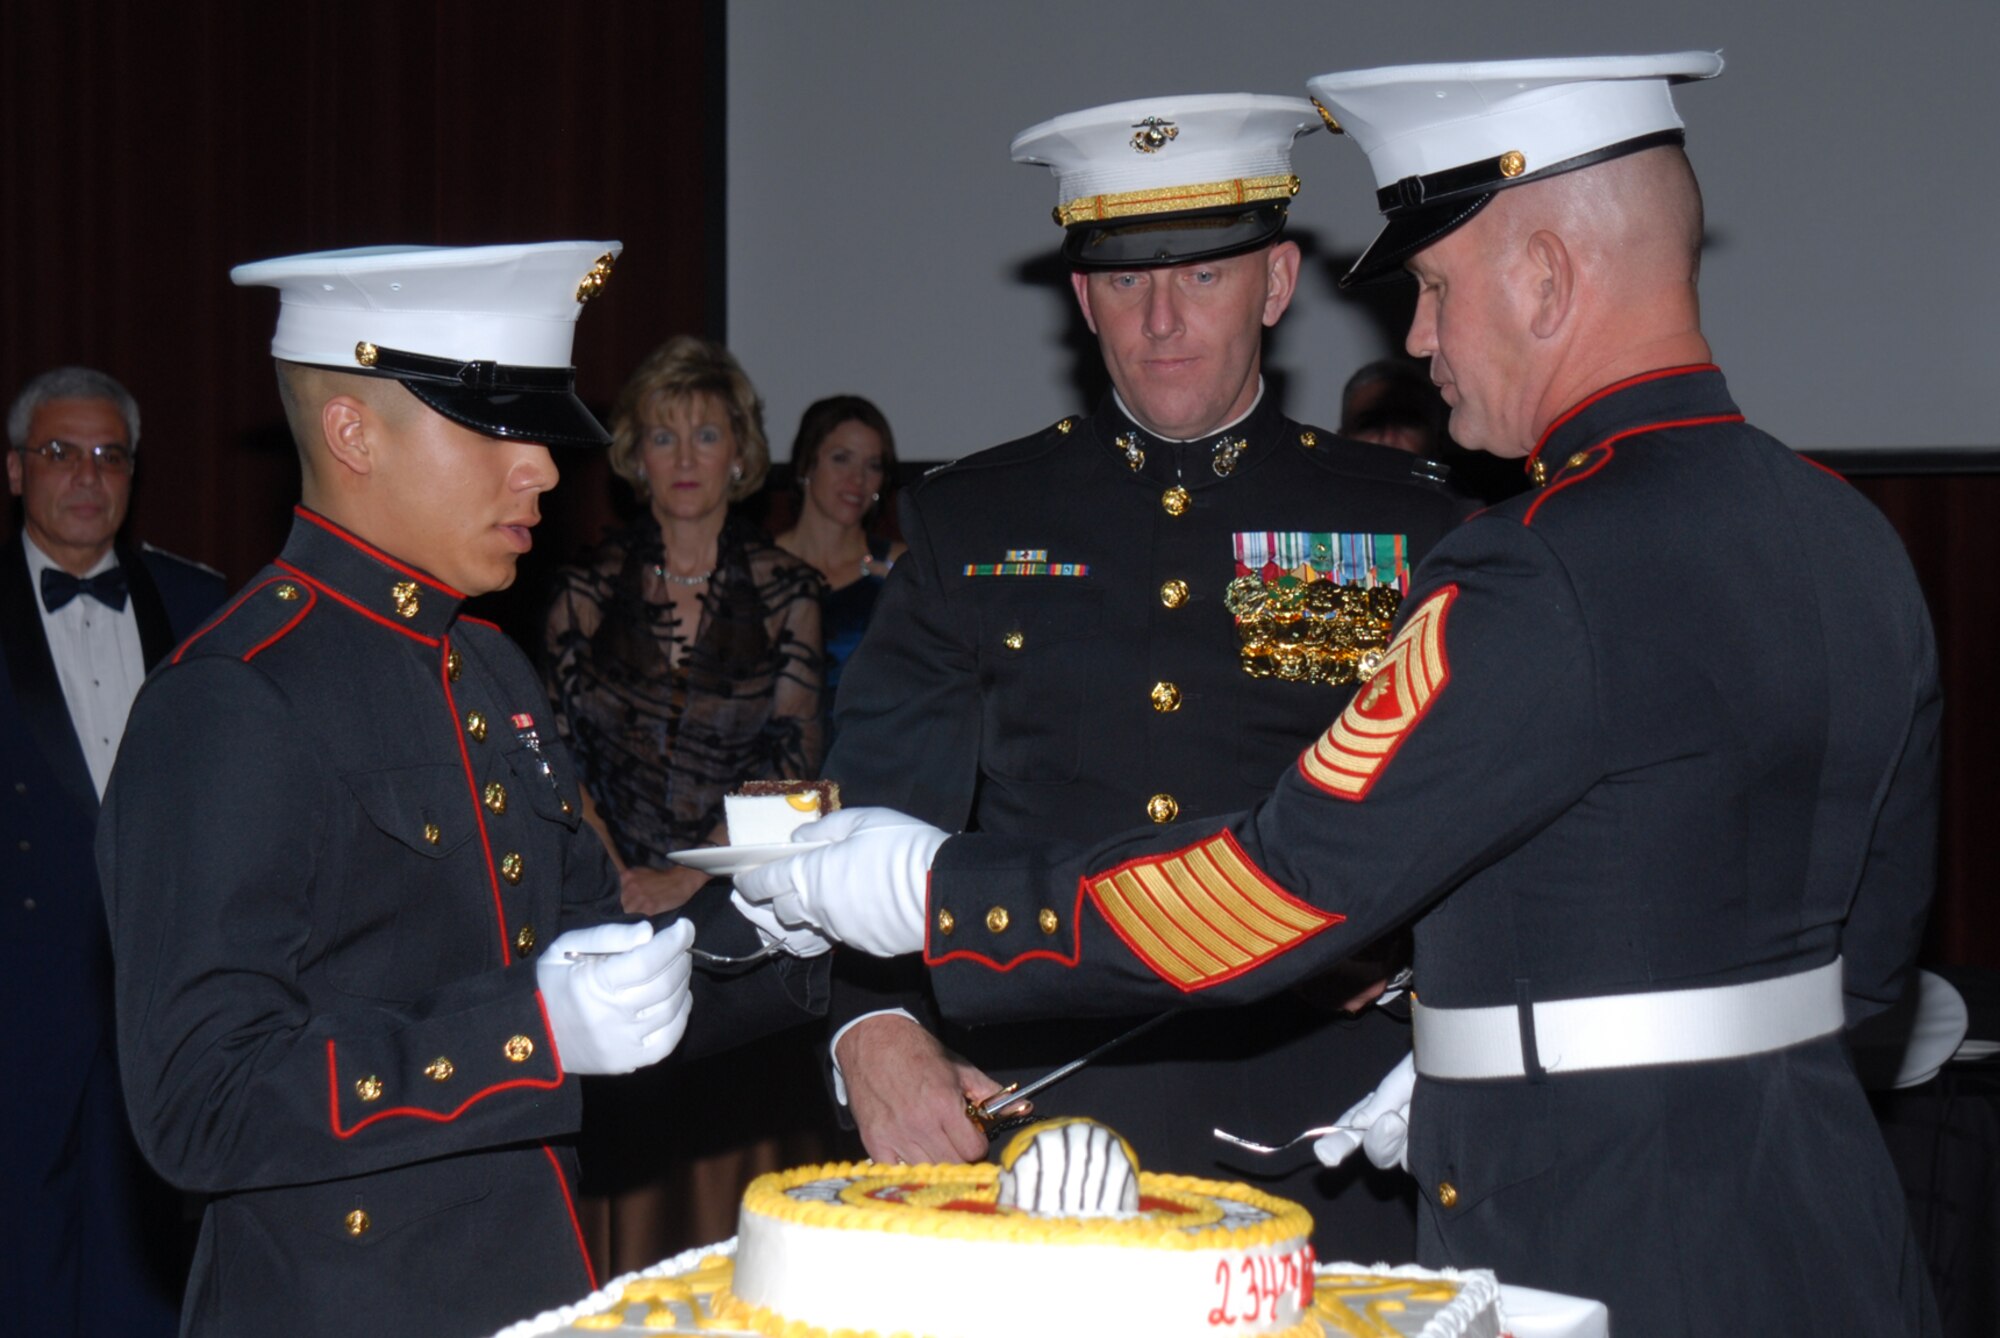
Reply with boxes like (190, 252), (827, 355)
(1143, 859), (1271, 965)
(1055, 174), (1301, 228)
(1125, 866), (1244, 976)
(1298, 585), (1457, 802)
(1086, 833), (1341, 991)
(1096, 872), (1201, 984)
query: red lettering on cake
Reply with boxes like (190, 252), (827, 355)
(1139, 1195), (1193, 1215)
(1208, 1259), (1234, 1326)
(1299, 1244), (1318, 1310)
(939, 1198), (1001, 1214)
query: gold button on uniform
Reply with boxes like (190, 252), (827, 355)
(1038, 908), (1059, 936)
(1437, 1181), (1459, 1208)
(390, 579), (421, 620)
(345, 1208), (371, 1237)
(465, 711), (487, 743)
(1147, 793), (1179, 824)
(936, 908), (956, 936)
(275, 582), (301, 602)
(355, 1075), (383, 1103)
(422, 822), (441, 847)
(1150, 681), (1182, 713)
(504, 1034), (535, 1063)
(985, 907), (1010, 934)
(1161, 485), (1190, 517)
(1529, 458), (1549, 487)
(355, 340), (380, 367)
(483, 782), (507, 815)
(1003, 631), (1025, 651)
(446, 648), (462, 681)
(514, 925), (537, 955)
(1055, 417), (1075, 434)
(1498, 149), (1527, 178)
(500, 852), (523, 884)
(1568, 451), (1589, 469)
(1299, 430), (1318, 448)
(424, 1057), (454, 1082)
(1159, 579), (1189, 609)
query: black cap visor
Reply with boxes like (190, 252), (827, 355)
(1064, 201), (1291, 269)
(400, 380), (611, 448)
(1339, 195), (1496, 287)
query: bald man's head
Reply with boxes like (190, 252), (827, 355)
(1403, 146), (1712, 456)
(1484, 146), (1704, 295)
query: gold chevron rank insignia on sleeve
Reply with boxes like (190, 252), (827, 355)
(1084, 832), (1342, 991)
(1300, 583), (1457, 801)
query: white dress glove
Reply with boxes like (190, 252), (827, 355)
(536, 919), (695, 1075)
(1314, 1050), (1416, 1172)
(733, 806), (947, 957)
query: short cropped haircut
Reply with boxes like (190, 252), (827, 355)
(789, 394), (898, 487)
(607, 336), (769, 503)
(8, 366), (141, 451)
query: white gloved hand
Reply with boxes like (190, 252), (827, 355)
(1313, 1050), (1416, 1172)
(536, 919), (695, 1075)
(729, 888), (833, 958)
(733, 806), (946, 956)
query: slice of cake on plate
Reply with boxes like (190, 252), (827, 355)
(721, 779), (840, 847)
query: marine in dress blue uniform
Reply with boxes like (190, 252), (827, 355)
(746, 57), (1942, 1334)
(823, 93), (1465, 1260)
(99, 246), (825, 1338)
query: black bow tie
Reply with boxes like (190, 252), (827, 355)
(40, 564), (129, 613)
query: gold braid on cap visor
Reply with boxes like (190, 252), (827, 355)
(1054, 173), (1300, 228)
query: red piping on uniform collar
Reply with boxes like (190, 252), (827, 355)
(1525, 364), (1720, 478)
(294, 506), (467, 599)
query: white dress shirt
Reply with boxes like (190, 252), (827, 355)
(24, 532), (145, 799)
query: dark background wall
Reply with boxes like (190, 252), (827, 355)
(3, 1), (1991, 968)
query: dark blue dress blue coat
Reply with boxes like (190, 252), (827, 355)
(826, 390), (1466, 1260)
(97, 510), (824, 1338)
(1, 532), (226, 1335)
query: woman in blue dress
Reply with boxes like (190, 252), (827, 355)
(773, 396), (906, 738)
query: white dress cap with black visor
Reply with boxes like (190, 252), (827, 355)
(1013, 93), (1322, 268)
(230, 241), (623, 447)
(1307, 53), (1723, 286)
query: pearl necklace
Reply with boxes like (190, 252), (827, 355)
(650, 565), (713, 587)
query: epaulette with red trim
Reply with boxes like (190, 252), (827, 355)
(169, 570), (320, 667)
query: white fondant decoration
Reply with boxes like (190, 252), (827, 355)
(995, 1119), (1141, 1217)
(1315, 1261), (1505, 1338)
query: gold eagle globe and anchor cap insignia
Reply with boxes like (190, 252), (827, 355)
(1129, 116), (1179, 153)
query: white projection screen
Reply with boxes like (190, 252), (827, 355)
(726, 1), (1998, 469)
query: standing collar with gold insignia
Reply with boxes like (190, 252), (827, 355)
(1524, 363), (1739, 488)
(272, 506), (467, 641)
(1085, 383), (1290, 490)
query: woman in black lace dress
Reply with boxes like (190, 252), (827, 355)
(545, 334), (824, 914)
(542, 337), (830, 1268)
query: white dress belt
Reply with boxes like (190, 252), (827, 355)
(1411, 958), (1845, 1081)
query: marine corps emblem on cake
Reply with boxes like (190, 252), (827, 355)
(1226, 532), (1408, 686)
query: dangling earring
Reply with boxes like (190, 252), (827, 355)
(871, 491), (881, 504)
(729, 462), (744, 482)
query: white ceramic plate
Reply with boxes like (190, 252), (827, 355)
(666, 841), (829, 877)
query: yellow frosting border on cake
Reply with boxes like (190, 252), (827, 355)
(740, 1161), (1314, 1251)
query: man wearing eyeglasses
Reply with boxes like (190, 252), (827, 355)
(2, 365), (225, 1336)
